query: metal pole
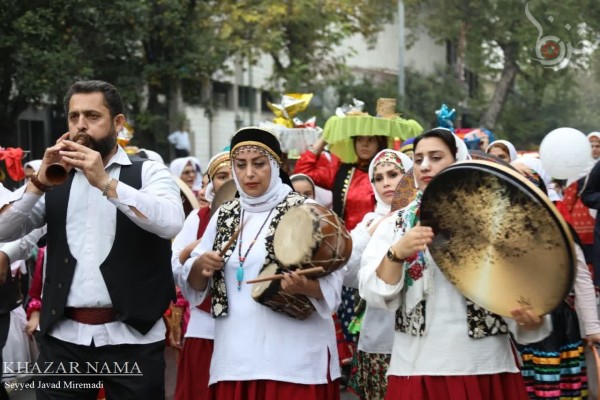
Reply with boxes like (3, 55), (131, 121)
(233, 55), (243, 129)
(398, 0), (405, 110)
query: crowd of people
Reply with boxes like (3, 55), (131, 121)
(0, 80), (600, 400)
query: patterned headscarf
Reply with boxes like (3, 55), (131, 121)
(368, 149), (413, 215)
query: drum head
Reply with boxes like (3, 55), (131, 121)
(391, 168), (419, 212)
(420, 160), (575, 317)
(251, 263), (278, 300)
(274, 205), (319, 267)
(176, 178), (200, 217)
(210, 179), (238, 218)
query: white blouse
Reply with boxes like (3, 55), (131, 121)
(359, 215), (552, 377)
(172, 211), (214, 340)
(182, 207), (344, 385)
(573, 244), (600, 336)
(344, 213), (395, 354)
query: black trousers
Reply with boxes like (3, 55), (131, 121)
(35, 335), (165, 400)
(174, 148), (190, 158)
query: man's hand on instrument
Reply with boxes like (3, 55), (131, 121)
(59, 140), (106, 189)
(510, 306), (543, 330)
(37, 133), (71, 186)
(391, 224), (434, 260)
(281, 271), (324, 299)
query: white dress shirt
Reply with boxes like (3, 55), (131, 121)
(171, 210), (214, 340)
(167, 130), (191, 151)
(0, 147), (184, 346)
(0, 226), (47, 263)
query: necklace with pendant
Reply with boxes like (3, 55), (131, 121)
(236, 208), (274, 290)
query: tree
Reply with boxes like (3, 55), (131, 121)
(217, 0), (398, 91)
(0, 0), (147, 146)
(404, 0), (600, 131)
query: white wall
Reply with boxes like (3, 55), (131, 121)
(186, 105), (272, 168)
(339, 20), (446, 76)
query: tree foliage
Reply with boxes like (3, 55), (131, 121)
(0, 0), (399, 159)
(404, 0), (600, 139)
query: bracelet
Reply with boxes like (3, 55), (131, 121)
(102, 177), (114, 197)
(30, 172), (53, 192)
(386, 247), (405, 263)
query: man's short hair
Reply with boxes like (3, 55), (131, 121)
(63, 80), (124, 118)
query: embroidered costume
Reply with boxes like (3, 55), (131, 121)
(182, 128), (343, 400)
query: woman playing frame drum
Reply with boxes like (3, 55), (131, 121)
(359, 128), (552, 400)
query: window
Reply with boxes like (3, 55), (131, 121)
(212, 81), (232, 109)
(238, 86), (256, 110)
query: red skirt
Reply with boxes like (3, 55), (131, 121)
(211, 379), (340, 400)
(175, 337), (214, 400)
(385, 373), (529, 400)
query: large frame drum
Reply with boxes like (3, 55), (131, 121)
(419, 160), (575, 317)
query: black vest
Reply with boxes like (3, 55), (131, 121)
(42, 158), (175, 335)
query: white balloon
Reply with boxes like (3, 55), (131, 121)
(539, 127), (592, 180)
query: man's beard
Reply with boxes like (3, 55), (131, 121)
(76, 126), (117, 159)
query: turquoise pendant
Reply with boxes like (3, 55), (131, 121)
(236, 265), (244, 290)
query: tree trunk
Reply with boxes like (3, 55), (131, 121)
(168, 79), (184, 133)
(479, 43), (519, 129)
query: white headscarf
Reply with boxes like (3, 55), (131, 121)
(137, 149), (165, 165)
(23, 159), (42, 173)
(368, 149), (413, 216)
(290, 174), (316, 198)
(169, 156), (203, 191)
(412, 130), (470, 188)
(588, 132), (600, 142)
(290, 173), (333, 208)
(232, 152), (291, 213)
(513, 156), (561, 201)
(486, 140), (518, 162)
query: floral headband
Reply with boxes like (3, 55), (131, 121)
(373, 151), (405, 173)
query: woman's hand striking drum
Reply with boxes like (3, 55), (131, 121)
(510, 306), (543, 330)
